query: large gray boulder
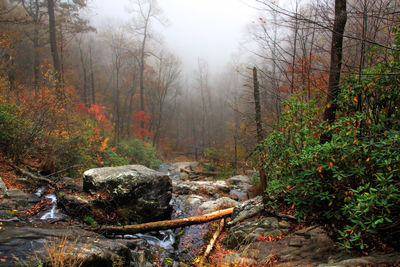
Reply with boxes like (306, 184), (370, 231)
(83, 165), (172, 222)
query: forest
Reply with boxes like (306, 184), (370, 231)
(0, 0), (400, 265)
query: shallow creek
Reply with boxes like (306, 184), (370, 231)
(28, 164), (217, 264)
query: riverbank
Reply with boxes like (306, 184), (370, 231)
(0, 161), (400, 266)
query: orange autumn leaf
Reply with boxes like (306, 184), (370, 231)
(99, 137), (109, 152)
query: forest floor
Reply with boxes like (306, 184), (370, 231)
(1, 158), (400, 266)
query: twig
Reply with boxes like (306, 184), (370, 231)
(198, 218), (225, 266)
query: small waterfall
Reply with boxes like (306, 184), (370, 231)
(40, 194), (58, 220)
(134, 230), (175, 249)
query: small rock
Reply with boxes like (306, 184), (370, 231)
(227, 175), (251, 185)
(199, 197), (238, 214)
(186, 195), (204, 206)
(278, 220), (291, 229)
(229, 189), (248, 201)
(59, 194), (91, 217)
(288, 237), (303, 247)
(228, 196), (264, 226)
(0, 177), (7, 195)
(168, 162), (198, 172)
(179, 172), (189, 180)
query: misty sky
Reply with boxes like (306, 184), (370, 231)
(88, 0), (257, 76)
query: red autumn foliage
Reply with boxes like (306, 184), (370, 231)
(134, 128), (153, 139)
(132, 111), (150, 124)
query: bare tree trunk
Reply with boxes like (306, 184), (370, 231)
(89, 45), (95, 105)
(47, 0), (61, 86)
(79, 43), (88, 105)
(33, 0), (40, 95)
(139, 17), (149, 129)
(290, 1), (299, 94)
(321, 0), (347, 143)
(253, 67), (267, 192)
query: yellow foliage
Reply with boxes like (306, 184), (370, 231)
(99, 137), (109, 152)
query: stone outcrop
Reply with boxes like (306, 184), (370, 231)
(226, 175), (251, 185)
(222, 216), (290, 249)
(228, 195), (264, 226)
(0, 222), (132, 267)
(168, 162), (198, 172)
(199, 197), (238, 214)
(172, 180), (231, 196)
(83, 165), (172, 223)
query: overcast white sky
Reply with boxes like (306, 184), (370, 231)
(88, 0), (257, 76)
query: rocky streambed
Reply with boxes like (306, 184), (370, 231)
(1, 162), (400, 266)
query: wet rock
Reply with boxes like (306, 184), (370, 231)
(83, 165), (172, 223)
(0, 177), (7, 195)
(59, 194), (91, 217)
(223, 253), (257, 265)
(317, 253), (400, 267)
(57, 178), (83, 193)
(173, 180), (231, 196)
(227, 175), (251, 185)
(0, 189), (40, 211)
(186, 194), (204, 206)
(222, 216), (289, 249)
(228, 196), (264, 226)
(168, 162), (198, 172)
(199, 197), (238, 214)
(0, 222), (132, 267)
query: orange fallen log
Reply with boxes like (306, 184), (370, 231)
(86, 207), (234, 235)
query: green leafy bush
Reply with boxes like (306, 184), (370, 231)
(0, 103), (36, 160)
(116, 139), (162, 169)
(258, 28), (400, 250)
(101, 147), (129, 167)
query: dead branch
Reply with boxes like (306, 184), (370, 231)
(198, 218), (225, 266)
(9, 162), (56, 187)
(86, 208), (234, 235)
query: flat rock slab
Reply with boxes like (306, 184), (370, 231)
(168, 162), (198, 172)
(172, 180), (231, 196)
(222, 225), (400, 266)
(226, 175), (251, 185)
(0, 222), (132, 267)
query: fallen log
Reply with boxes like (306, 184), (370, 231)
(198, 218), (225, 266)
(180, 167), (219, 177)
(8, 162), (56, 187)
(86, 207), (234, 235)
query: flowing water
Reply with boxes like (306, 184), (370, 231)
(29, 164), (217, 264)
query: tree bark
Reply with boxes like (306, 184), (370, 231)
(89, 45), (95, 105)
(321, 0), (347, 142)
(47, 0), (61, 85)
(253, 67), (267, 192)
(86, 208), (234, 235)
(198, 218), (225, 266)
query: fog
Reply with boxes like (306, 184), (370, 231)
(88, 0), (256, 76)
